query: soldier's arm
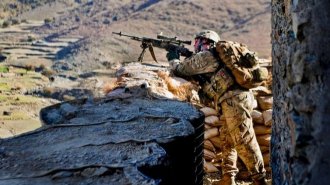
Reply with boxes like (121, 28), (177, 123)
(169, 51), (219, 76)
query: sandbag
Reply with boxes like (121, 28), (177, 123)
(209, 136), (222, 149)
(262, 109), (272, 126)
(200, 107), (218, 117)
(204, 160), (219, 173)
(256, 134), (271, 146)
(252, 109), (264, 125)
(250, 86), (272, 96)
(212, 152), (223, 163)
(263, 152), (270, 166)
(265, 166), (272, 173)
(204, 149), (216, 161)
(204, 116), (221, 127)
(204, 139), (216, 152)
(254, 125), (272, 135)
(252, 98), (258, 109)
(205, 127), (219, 140)
(257, 95), (273, 110)
(205, 124), (212, 130)
(259, 145), (270, 153)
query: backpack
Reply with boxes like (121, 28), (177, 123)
(215, 41), (268, 89)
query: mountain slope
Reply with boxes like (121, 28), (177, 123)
(1, 0), (271, 72)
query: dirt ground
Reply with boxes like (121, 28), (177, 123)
(0, 65), (57, 138)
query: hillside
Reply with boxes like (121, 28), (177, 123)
(0, 0), (53, 19)
(1, 0), (271, 72)
(62, 0), (271, 72)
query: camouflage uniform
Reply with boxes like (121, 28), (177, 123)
(169, 50), (266, 180)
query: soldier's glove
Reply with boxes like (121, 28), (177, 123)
(252, 67), (268, 82)
(166, 49), (180, 61)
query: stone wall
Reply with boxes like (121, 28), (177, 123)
(271, 0), (330, 185)
(0, 63), (205, 185)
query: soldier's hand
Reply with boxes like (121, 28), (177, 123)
(166, 49), (180, 61)
(252, 67), (268, 82)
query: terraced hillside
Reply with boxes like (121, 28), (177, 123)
(2, 0), (271, 72)
(0, 21), (83, 61)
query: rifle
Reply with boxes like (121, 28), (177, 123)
(112, 31), (193, 63)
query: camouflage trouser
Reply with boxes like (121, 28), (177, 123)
(219, 90), (266, 179)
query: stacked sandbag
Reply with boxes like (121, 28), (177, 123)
(252, 87), (273, 172)
(200, 106), (223, 173)
(202, 88), (273, 175)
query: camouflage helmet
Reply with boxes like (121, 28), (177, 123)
(195, 30), (220, 43)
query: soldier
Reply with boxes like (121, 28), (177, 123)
(166, 30), (267, 185)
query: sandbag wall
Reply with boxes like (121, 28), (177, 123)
(202, 88), (273, 175)
(253, 93), (272, 173)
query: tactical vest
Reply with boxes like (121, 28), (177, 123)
(199, 65), (235, 101)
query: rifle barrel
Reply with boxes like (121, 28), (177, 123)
(112, 32), (143, 41)
(112, 32), (130, 37)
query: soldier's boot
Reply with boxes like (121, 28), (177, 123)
(217, 174), (236, 185)
(252, 177), (268, 185)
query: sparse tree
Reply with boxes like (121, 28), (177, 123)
(44, 18), (52, 24)
(2, 20), (10, 28)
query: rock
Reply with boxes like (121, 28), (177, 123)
(81, 168), (95, 177)
(43, 109), (63, 125)
(103, 19), (110, 24)
(52, 171), (73, 179)
(2, 96), (204, 185)
(93, 167), (109, 176)
(63, 95), (76, 101)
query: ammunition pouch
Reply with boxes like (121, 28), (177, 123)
(201, 67), (235, 100)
